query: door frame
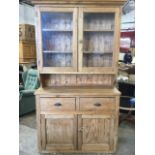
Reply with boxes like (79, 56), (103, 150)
(36, 6), (78, 73)
(78, 7), (120, 73)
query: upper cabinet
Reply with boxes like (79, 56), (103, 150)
(36, 7), (78, 73)
(36, 7), (120, 73)
(78, 8), (120, 73)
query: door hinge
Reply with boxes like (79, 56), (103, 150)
(35, 11), (38, 17)
(38, 60), (40, 66)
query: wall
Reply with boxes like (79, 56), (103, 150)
(19, 4), (35, 25)
(121, 10), (135, 30)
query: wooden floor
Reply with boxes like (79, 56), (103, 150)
(19, 112), (135, 155)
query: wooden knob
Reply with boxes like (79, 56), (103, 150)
(78, 127), (83, 132)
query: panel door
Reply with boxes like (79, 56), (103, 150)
(36, 7), (78, 73)
(78, 114), (115, 152)
(40, 114), (77, 151)
(78, 8), (120, 73)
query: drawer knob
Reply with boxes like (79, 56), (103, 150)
(54, 102), (62, 107)
(94, 102), (101, 107)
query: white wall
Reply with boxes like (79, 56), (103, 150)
(19, 4), (35, 25)
(121, 10), (135, 30)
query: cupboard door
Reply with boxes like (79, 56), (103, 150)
(78, 8), (120, 73)
(36, 7), (78, 73)
(40, 114), (77, 151)
(78, 114), (115, 152)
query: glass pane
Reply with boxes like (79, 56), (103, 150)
(41, 12), (73, 67)
(83, 13), (115, 67)
(84, 13), (114, 30)
(41, 12), (73, 30)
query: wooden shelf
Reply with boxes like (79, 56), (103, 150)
(43, 50), (72, 54)
(42, 28), (72, 32)
(84, 29), (114, 32)
(83, 51), (113, 54)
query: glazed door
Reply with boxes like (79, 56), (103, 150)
(36, 7), (78, 73)
(78, 114), (115, 151)
(40, 114), (77, 151)
(78, 8), (120, 73)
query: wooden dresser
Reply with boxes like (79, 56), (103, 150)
(32, 0), (126, 153)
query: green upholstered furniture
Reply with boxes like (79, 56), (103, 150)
(19, 69), (40, 116)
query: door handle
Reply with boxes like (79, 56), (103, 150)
(94, 102), (101, 107)
(54, 102), (62, 107)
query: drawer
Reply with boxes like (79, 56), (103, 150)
(40, 98), (76, 112)
(79, 98), (115, 111)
